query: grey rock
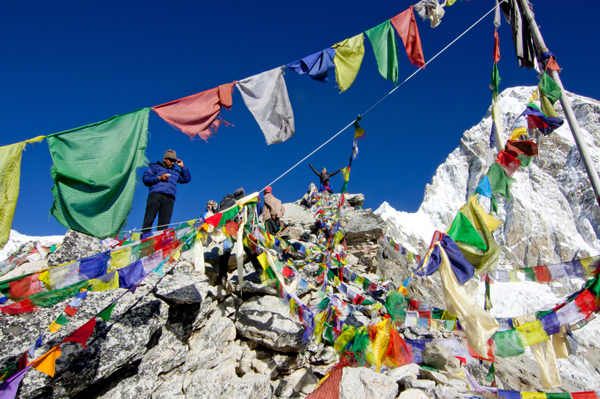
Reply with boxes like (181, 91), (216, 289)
(398, 389), (431, 399)
(281, 202), (316, 232)
(446, 379), (468, 390)
(421, 342), (461, 374)
(432, 385), (460, 399)
(185, 311), (238, 372)
(344, 209), (387, 246)
(339, 367), (399, 399)
(387, 363), (421, 382)
(47, 229), (110, 267)
(154, 270), (214, 305)
(345, 193), (365, 207)
(419, 369), (448, 385)
(235, 295), (306, 352)
(404, 379), (436, 390)
(277, 367), (319, 397)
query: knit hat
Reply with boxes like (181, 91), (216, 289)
(164, 149), (177, 160)
(264, 186), (272, 193)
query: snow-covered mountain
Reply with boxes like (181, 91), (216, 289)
(376, 86), (600, 268)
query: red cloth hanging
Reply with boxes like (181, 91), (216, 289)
(391, 6), (426, 68)
(493, 28), (501, 63)
(8, 272), (42, 299)
(533, 265), (552, 283)
(63, 318), (97, 349)
(153, 83), (235, 141)
(0, 298), (37, 315)
(574, 290), (598, 318)
(496, 151), (522, 176)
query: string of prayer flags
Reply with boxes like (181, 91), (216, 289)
(390, 6), (426, 68)
(97, 302), (117, 322)
(47, 108), (150, 239)
(414, 0), (445, 28)
(365, 20), (399, 85)
(236, 66), (295, 145)
(49, 313), (70, 333)
(516, 104), (564, 136)
(79, 251), (110, 280)
(286, 48), (336, 83)
(332, 33), (365, 92)
(152, 82), (235, 141)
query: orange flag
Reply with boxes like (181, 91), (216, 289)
(391, 6), (426, 68)
(31, 345), (61, 377)
(493, 28), (501, 63)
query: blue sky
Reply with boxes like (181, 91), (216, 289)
(1, 0), (598, 237)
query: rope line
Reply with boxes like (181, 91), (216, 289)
(126, 1), (504, 234)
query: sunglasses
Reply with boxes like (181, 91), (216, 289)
(167, 158), (177, 162)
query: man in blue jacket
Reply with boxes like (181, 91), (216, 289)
(141, 149), (191, 237)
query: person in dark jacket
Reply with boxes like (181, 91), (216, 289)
(309, 164), (342, 194)
(141, 149), (191, 237)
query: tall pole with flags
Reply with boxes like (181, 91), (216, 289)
(517, 0), (600, 206)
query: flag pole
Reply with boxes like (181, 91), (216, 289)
(517, 0), (600, 206)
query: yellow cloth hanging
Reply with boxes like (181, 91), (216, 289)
(372, 318), (391, 372)
(109, 247), (132, 271)
(88, 271), (119, 291)
(521, 393), (546, 399)
(332, 33), (365, 92)
(438, 243), (499, 357)
(515, 320), (549, 347)
(510, 127), (528, 140)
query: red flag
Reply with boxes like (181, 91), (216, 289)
(533, 265), (552, 283)
(64, 305), (78, 317)
(546, 57), (562, 72)
(153, 83), (235, 141)
(391, 6), (426, 68)
(0, 298), (37, 315)
(496, 151), (521, 176)
(8, 272), (42, 299)
(204, 212), (223, 227)
(574, 290), (598, 318)
(504, 140), (538, 158)
(493, 28), (501, 63)
(17, 352), (28, 371)
(305, 367), (343, 399)
(62, 318), (97, 349)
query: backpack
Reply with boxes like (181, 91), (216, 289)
(217, 188), (245, 212)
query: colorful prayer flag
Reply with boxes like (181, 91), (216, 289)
(31, 346), (61, 377)
(390, 6), (426, 68)
(332, 33), (365, 92)
(63, 318), (96, 349)
(365, 20), (399, 84)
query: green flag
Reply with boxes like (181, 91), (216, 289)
(491, 63), (501, 101)
(97, 302), (117, 322)
(487, 163), (515, 200)
(55, 313), (70, 326)
(47, 108), (150, 239)
(365, 20), (399, 84)
(447, 212), (487, 251)
(539, 72), (562, 104)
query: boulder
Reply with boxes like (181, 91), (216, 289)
(398, 388), (431, 399)
(235, 296), (306, 353)
(387, 363), (421, 382)
(421, 342), (461, 374)
(47, 229), (110, 267)
(339, 367), (399, 399)
(344, 210), (386, 246)
(154, 271), (214, 305)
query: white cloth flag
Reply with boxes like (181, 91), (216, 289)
(236, 66), (295, 145)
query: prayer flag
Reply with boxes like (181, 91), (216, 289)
(64, 305), (77, 317)
(533, 265), (552, 283)
(574, 290), (597, 318)
(496, 151), (521, 177)
(540, 312), (561, 336)
(332, 33), (365, 92)
(118, 260), (144, 289)
(493, 28), (501, 63)
(79, 251), (110, 280)
(495, 328), (525, 357)
(516, 320), (549, 346)
(0, 298), (36, 315)
(447, 212), (487, 251)
(521, 393), (546, 399)
(487, 162), (515, 200)
(153, 82), (234, 141)
(29, 280), (89, 307)
(286, 48), (336, 83)
(570, 393), (599, 399)
(89, 271), (119, 291)
(63, 318), (96, 349)
(39, 261), (82, 290)
(98, 302), (117, 322)
(475, 176), (492, 198)
(539, 72), (562, 104)
(497, 390), (521, 399)
(365, 20), (399, 84)
(520, 104), (564, 136)
(390, 6), (425, 68)
(354, 120), (365, 140)
(48, 108), (150, 238)
(236, 66), (295, 145)
(8, 272), (42, 299)
(0, 365), (31, 399)
(31, 346), (61, 377)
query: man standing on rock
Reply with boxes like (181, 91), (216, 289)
(141, 149), (191, 237)
(309, 164), (342, 194)
(263, 186), (284, 235)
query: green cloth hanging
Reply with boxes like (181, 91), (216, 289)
(485, 362), (495, 382)
(29, 280), (89, 307)
(539, 72), (562, 104)
(365, 20), (399, 84)
(491, 63), (501, 101)
(47, 108), (150, 239)
(98, 302), (117, 321)
(217, 206), (239, 229)
(540, 91), (558, 118)
(523, 267), (536, 281)
(516, 154), (533, 167)
(487, 163), (515, 200)
(447, 211), (487, 251)
(0, 141), (26, 250)
(385, 290), (407, 322)
(55, 313), (70, 326)
(494, 328), (525, 357)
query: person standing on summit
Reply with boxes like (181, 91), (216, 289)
(141, 149), (191, 237)
(309, 164), (342, 194)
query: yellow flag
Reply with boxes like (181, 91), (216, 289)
(510, 127), (528, 140)
(109, 247), (132, 271)
(509, 269), (522, 282)
(332, 33), (365, 92)
(89, 271), (119, 291)
(516, 320), (549, 347)
(0, 141), (27, 249)
(32, 345), (61, 377)
(521, 393), (546, 399)
(48, 322), (62, 333)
